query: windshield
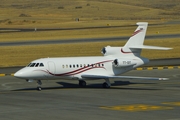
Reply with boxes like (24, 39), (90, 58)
(26, 63), (44, 67)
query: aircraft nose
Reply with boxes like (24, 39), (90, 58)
(14, 68), (30, 79)
(14, 70), (24, 78)
(14, 72), (21, 78)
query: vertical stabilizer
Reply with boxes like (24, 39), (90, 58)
(122, 22), (148, 56)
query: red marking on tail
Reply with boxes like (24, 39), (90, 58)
(132, 28), (143, 37)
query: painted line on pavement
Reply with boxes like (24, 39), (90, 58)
(100, 104), (173, 112)
(100, 101), (180, 112)
(135, 66), (180, 70)
(0, 73), (13, 77)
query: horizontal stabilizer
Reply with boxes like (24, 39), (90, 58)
(81, 74), (169, 80)
(129, 45), (172, 50)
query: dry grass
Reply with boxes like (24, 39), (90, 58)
(0, 38), (178, 67)
(0, 0), (180, 28)
(0, 0), (179, 67)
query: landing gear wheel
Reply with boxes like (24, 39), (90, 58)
(37, 80), (42, 91)
(79, 80), (86, 87)
(102, 82), (110, 88)
(37, 87), (42, 91)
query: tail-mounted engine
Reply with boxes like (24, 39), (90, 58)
(112, 59), (136, 67)
(101, 46), (121, 56)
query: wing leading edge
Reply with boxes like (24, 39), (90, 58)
(81, 74), (168, 80)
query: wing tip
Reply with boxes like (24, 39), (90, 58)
(159, 78), (169, 80)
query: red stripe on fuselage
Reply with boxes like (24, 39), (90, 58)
(34, 60), (113, 76)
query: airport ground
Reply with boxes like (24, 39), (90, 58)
(0, 20), (180, 120)
(0, 68), (180, 120)
(0, 1), (180, 119)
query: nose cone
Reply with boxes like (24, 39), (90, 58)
(14, 68), (30, 79)
(14, 71), (22, 78)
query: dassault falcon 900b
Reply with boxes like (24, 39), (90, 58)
(14, 22), (172, 91)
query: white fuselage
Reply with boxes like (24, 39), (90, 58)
(14, 55), (148, 80)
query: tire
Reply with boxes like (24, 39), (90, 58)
(37, 87), (42, 91)
(102, 82), (110, 88)
(79, 80), (86, 87)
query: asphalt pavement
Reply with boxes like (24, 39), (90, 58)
(0, 69), (180, 120)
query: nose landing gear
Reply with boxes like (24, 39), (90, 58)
(37, 80), (42, 91)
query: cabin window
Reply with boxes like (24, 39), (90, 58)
(77, 64), (79, 68)
(35, 63), (39, 67)
(62, 65), (65, 68)
(73, 65), (75, 68)
(102, 64), (104, 67)
(66, 65), (68, 68)
(80, 64), (82, 67)
(39, 63), (44, 67)
(69, 65), (72, 68)
(98, 64), (101, 67)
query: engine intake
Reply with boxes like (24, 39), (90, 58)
(101, 46), (121, 56)
(113, 59), (136, 67)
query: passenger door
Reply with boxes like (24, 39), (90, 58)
(48, 61), (56, 77)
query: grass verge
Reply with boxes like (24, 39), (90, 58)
(0, 38), (178, 67)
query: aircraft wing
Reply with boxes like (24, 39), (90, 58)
(81, 74), (168, 80)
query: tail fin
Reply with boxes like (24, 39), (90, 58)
(122, 22), (172, 56)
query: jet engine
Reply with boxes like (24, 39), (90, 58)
(101, 46), (121, 56)
(112, 59), (136, 67)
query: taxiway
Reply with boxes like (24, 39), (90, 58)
(0, 69), (180, 120)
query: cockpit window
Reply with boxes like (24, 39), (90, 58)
(35, 63), (39, 67)
(27, 63), (32, 67)
(30, 63), (36, 67)
(39, 63), (44, 67)
(26, 62), (44, 67)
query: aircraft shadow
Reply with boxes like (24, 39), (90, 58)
(12, 86), (65, 91)
(56, 81), (160, 90)
(12, 81), (159, 91)
(112, 81), (156, 86)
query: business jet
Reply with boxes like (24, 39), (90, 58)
(14, 22), (172, 91)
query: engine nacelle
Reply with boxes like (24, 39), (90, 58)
(101, 46), (121, 56)
(112, 59), (137, 67)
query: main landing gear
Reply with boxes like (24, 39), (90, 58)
(79, 80), (86, 87)
(102, 78), (111, 88)
(37, 80), (42, 91)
